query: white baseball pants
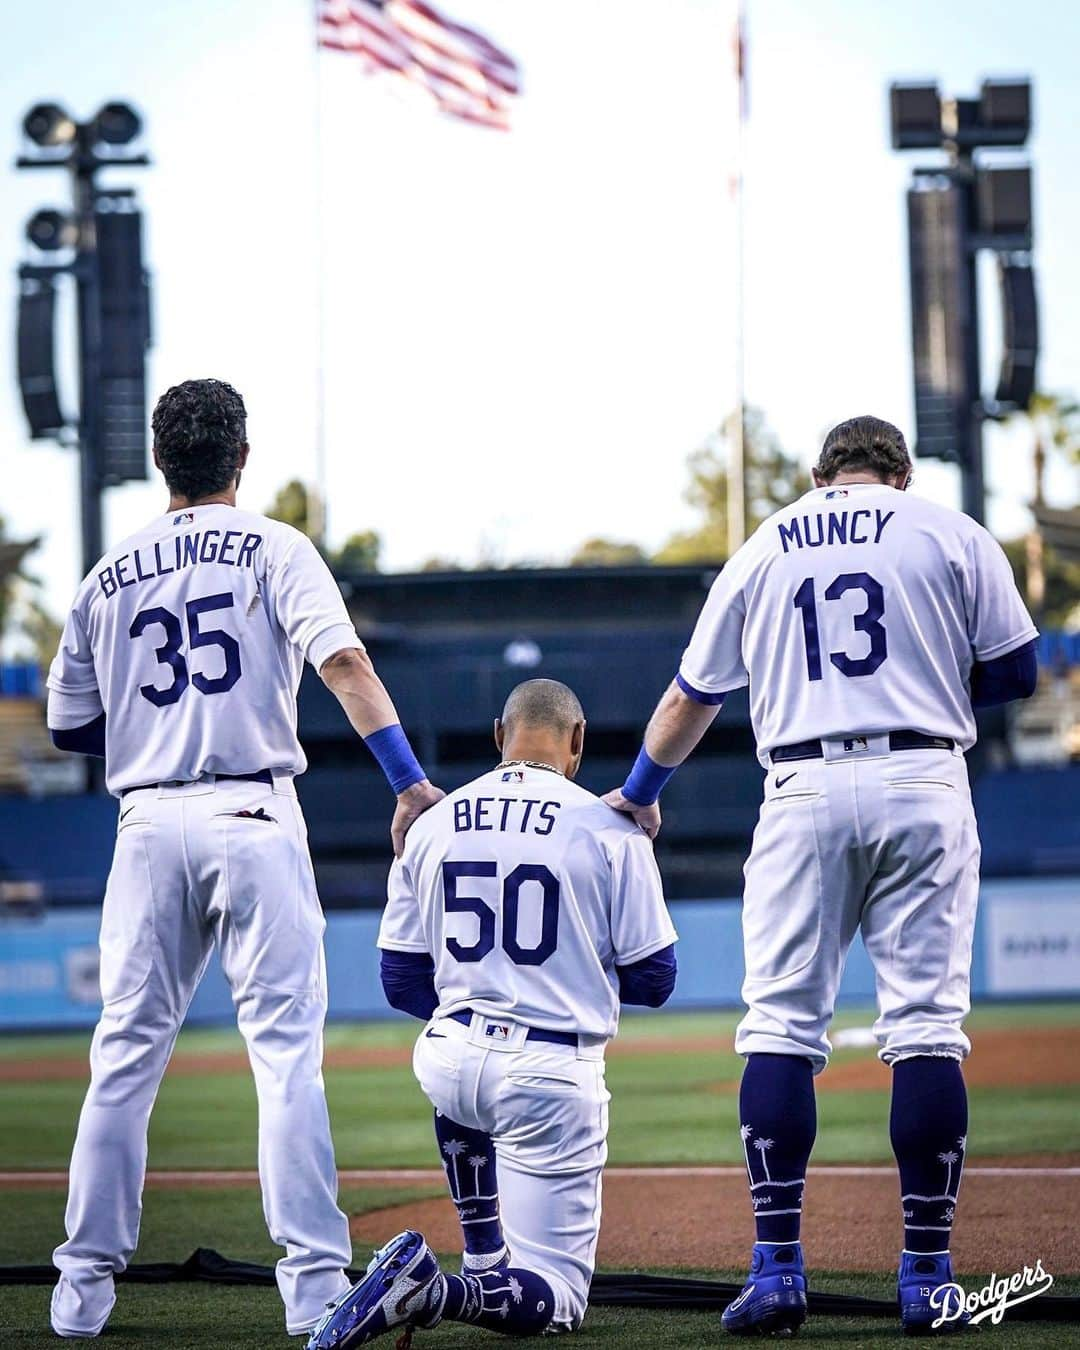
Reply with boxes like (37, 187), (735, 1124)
(412, 1012), (610, 1332)
(735, 739), (980, 1072)
(51, 775), (351, 1338)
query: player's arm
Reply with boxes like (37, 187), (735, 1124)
(970, 638), (1038, 707)
(603, 681), (723, 838)
(46, 601), (106, 759)
(378, 857), (437, 1019)
(319, 648), (444, 856)
(604, 554), (750, 838)
(961, 527), (1040, 710)
(609, 830), (678, 1007)
(272, 531), (444, 855)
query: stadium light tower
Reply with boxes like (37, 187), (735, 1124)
(14, 102), (152, 576)
(890, 79), (1038, 524)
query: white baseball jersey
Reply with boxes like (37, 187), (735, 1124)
(679, 483), (1037, 763)
(46, 503), (363, 795)
(379, 764), (676, 1040)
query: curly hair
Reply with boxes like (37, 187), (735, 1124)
(815, 415), (912, 484)
(151, 379), (247, 501)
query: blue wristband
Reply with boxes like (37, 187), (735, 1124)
(364, 724), (426, 794)
(622, 746), (677, 807)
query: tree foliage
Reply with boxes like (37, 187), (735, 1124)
(654, 407), (811, 564)
(264, 481), (381, 574)
(569, 537), (649, 567)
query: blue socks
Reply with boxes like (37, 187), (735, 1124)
(890, 1056), (968, 1254)
(443, 1267), (555, 1334)
(433, 1111), (506, 1260)
(739, 1053), (817, 1244)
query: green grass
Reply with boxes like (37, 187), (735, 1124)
(2, 1003), (1078, 1345)
(3, 1004), (1078, 1171)
(2, 1187), (1077, 1348)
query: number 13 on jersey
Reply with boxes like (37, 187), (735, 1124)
(793, 571), (888, 681)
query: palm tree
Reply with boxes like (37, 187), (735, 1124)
(739, 1124), (753, 1177)
(938, 1150), (960, 1196)
(753, 1137), (775, 1183)
(468, 1153), (489, 1196)
(508, 1275), (523, 1305)
(442, 1139), (467, 1193)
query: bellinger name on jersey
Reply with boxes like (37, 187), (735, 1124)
(96, 527), (264, 599)
(778, 508), (894, 553)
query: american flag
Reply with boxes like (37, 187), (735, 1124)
(316, 0), (521, 130)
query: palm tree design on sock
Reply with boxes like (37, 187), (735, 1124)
(938, 1149), (960, 1197)
(753, 1137), (775, 1183)
(442, 1139), (467, 1194)
(739, 1124), (754, 1178)
(468, 1153), (488, 1197)
(508, 1275), (523, 1304)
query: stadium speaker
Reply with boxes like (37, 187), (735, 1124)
(16, 272), (66, 439)
(94, 201), (152, 483)
(995, 262), (1038, 409)
(890, 83), (942, 150)
(976, 166), (1033, 245)
(978, 79), (1032, 145)
(907, 181), (969, 462)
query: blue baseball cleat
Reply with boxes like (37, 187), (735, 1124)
(898, 1251), (970, 1335)
(722, 1242), (807, 1337)
(306, 1231), (446, 1349)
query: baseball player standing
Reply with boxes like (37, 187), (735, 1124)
(605, 417), (1038, 1336)
(46, 379), (443, 1339)
(307, 678), (678, 1347)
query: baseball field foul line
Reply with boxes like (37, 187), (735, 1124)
(3, 1165), (1079, 1186)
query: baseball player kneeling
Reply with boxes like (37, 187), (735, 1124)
(308, 679), (678, 1347)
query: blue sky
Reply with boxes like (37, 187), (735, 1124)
(2, 0), (1077, 617)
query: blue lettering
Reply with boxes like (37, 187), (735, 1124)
(154, 541), (175, 575)
(536, 802), (561, 836)
(453, 799), (472, 832)
(803, 514), (825, 547)
(115, 555), (134, 588)
(219, 529), (241, 566)
(827, 513), (848, 546)
(874, 509), (895, 542)
(182, 534), (199, 567)
(133, 548), (152, 583)
(850, 509), (871, 544)
(474, 797), (494, 831)
(499, 798), (515, 830)
(236, 533), (262, 568)
(98, 567), (117, 599)
(778, 519), (802, 553)
(518, 799), (540, 832)
(199, 529), (221, 563)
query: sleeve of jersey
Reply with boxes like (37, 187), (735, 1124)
(46, 603), (105, 730)
(608, 830), (678, 966)
(271, 532), (366, 671)
(377, 858), (429, 953)
(963, 527), (1039, 661)
(677, 554), (750, 702)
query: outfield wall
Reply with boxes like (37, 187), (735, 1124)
(0, 878), (1077, 1031)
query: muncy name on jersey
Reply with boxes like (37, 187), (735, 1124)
(778, 507), (895, 554)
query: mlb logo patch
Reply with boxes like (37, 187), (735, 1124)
(501, 770), (525, 783)
(825, 489), (849, 499)
(843, 736), (869, 753)
(173, 511), (195, 525)
(484, 1022), (511, 1042)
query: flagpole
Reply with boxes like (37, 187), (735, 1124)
(310, 0), (329, 549)
(726, 0), (747, 556)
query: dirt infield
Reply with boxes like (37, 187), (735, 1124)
(349, 1167), (1080, 1276)
(4, 1023), (1079, 1087)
